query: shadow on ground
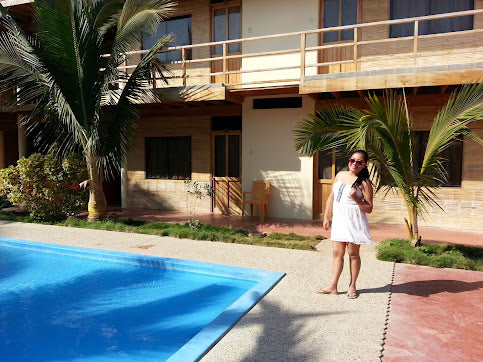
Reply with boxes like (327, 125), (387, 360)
(359, 279), (482, 298)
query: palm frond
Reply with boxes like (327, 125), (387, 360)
(293, 104), (363, 155)
(421, 82), (483, 179)
(102, 0), (176, 86)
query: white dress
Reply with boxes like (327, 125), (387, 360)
(330, 180), (372, 245)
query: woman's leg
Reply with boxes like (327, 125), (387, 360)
(347, 243), (361, 297)
(318, 241), (346, 294)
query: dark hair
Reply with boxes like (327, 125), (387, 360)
(351, 150), (370, 187)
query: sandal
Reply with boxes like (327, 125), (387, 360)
(316, 288), (338, 295)
(346, 290), (359, 299)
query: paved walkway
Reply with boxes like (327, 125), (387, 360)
(0, 214), (482, 361)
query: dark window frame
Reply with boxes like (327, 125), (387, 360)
(320, 0), (359, 43)
(390, 0), (474, 38)
(145, 136), (192, 180)
(212, 2), (241, 54)
(253, 97), (303, 109)
(143, 15), (192, 62)
(414, 131), (463, 187)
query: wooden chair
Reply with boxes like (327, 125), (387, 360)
(242, 180), (270, 222)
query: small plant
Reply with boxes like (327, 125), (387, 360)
(184, 180), (214, 226)
(0, 153), (88, 220)
(186, 218), (203, 230)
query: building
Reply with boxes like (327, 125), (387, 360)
(1, 0), (482, 232)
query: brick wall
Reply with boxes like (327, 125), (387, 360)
(125, 114), (212, 213)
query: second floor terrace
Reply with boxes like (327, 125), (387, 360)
(1, 3), (482, 106)
(118, 9), (483, 103)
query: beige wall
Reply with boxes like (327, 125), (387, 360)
(242, 95), (316, 219)
(241, 0), (320, 85)
(124, 115), (212, 213)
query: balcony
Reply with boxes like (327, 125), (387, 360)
(116, 9), (482, 101)
(1, 7), (482, 106)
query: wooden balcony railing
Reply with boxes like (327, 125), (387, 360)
(112, 9), (482, 91)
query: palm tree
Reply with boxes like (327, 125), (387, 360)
(294, 83), (483, 245)
(0, 0), (176, 220)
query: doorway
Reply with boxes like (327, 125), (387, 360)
(313, 150), (348, 218)
(211, 116), (242, 214)
(211, 1), (242, 85)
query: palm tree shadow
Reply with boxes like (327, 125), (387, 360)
(221, 295), (343, 361)
(359, 280), (483, 298)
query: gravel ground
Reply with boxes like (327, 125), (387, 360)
(0, 220), (394, 361)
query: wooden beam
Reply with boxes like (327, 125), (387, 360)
(331, 91), (341, 100)
(300, 68), (483, 94)
(227, 85), (300, 98)
(439, 85), (449, 94)
(412, 87), (419, 95)
(224, 91), (244, 104)
(357, 90), (365, 98)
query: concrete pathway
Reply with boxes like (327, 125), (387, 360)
(0, 221), (392, 361)
(0, 220), (481, 361)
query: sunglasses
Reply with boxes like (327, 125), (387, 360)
(349, 158), (365, 166)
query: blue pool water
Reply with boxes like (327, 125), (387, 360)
(0, 238), (284, 361)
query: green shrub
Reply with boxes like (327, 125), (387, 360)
(0, 153), (88, 220)
(376, 238), (483, 271)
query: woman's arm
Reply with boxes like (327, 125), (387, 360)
(349, 181), (374, 214)
(323, 173), (342, 230)
(323, 191), (334, 230)
(353, 180), (373, 214)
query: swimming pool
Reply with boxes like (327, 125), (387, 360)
(0, 237), (285, 361)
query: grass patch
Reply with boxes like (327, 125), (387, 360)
(376, 239), (483, 271)
(0, 211), (321, 251)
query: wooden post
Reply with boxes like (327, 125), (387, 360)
(223, 43), (228, 85)
(353, 27), (358, 71)
(300, 33), (306, 80)
(152, 57), (157, 89)
(182, 48), (187, 87)
(413, 20), (419, 68)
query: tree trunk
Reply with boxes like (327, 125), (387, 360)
(410, 205), (420, 246)
(404, 200), (420, 246)
(86, 156), (107, 221)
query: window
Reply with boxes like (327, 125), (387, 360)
(214, 134), (240, 177)
(321, 0), (358, 43)
(318, 150), (349, 179)
(253, 97), (302, 109)
(414, 131), (463, 186)
(143, 15), (192, 62)
(390, 0), (474, 38)
(212, 3), (241, 54)
(146, 137), (191, 180)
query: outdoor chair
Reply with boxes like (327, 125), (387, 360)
(242, 180), (270, 222)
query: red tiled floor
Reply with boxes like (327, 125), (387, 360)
(382, 264), (483, 361)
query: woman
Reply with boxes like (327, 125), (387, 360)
(318, 150), (373, 299)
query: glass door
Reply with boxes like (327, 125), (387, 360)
(212, 131), (242, 214)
